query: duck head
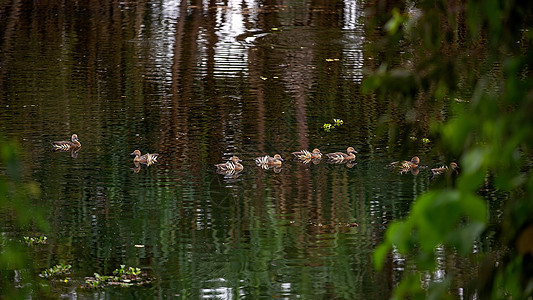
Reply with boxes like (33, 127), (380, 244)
(230, 156), (242, 163)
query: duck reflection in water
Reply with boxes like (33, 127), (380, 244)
(218, 168), (243, 178)
(70, 149), (79, 158)
(344, 161), (357, 168)
(132, 162), (141, 173)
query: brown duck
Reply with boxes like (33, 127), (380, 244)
(390, 156), (419, 168)
(431, 162), (459, 176)
(215, 156), (243, 172)
(325, 147), (357, 163)
(390, 156), (420, 174)
(255, 154), (283, 167)
(52, 134), (81, 151)
(292, 148), (323, 160)
(131, 150), (159, 165)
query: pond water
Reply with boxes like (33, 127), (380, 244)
(0, 0), (500, 299)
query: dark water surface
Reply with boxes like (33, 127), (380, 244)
(0, 1), (500, 299)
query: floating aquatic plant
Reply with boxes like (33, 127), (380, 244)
(23, 236), (47, 245)
(83, 265), (151, 288)
(84, 273), (114, 288)
(323, 118), (344, 132)
(40, 263), (71, 279)
(113, 265), (141, 278)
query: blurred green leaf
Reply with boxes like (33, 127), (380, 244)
(427, 277), (453, 300)
(392, 273), (425, 300)
(367, 0), (533, 297)
(373, 243), (391, 271)
(458, 193), (487, 223)
(385, 8), (407, 35)
(457, 169), (486, 193)
(460, 147), (486, 174)
(0, 137), (48, 297)
(442, 117), (472, 154)
(386, 221), (413, 254)
(448, 222), (485, 255)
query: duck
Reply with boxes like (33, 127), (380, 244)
(325, 147), (357, 163)
(431, 162), (459, 176)
(51, 134), (81, 151)
(131, 150), (159, 165)
(255, 154), (283, 167)
(215, 156), (243, 172)
(389, 156), (420, 174)
(291, 148), (323, 160)
(390, 156), (419, 168)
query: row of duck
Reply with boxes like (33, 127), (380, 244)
(215, 147), (355, 174)
(213, 147), (458, 176)
(51, 134), (459, 176)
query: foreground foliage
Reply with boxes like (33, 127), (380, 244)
(0, 138), (49, 298)
(365, 0), (533, 298)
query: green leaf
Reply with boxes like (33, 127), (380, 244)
(457, 169), (486, 193)
(392, 273), (425, 300)
(461, 147), (487, 174)
(373, 243), (391, 270)
(442, 117), (472, 154)
(448, 222), (486, 255)
(458, 193), (487, 223)
(415, 191), (462, 251)
(386, 221), (413, 254)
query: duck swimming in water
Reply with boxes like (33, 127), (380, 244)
(292, 148), (322, 160)
(431, 162), (459, 176)
(131, 150), (159, 165)
(325, 147), (357, 163)
(255, 154), (283, 167)
(389, 156), (420, 174)
(215, 156), (243, 172)
(52, 134), (81, 151)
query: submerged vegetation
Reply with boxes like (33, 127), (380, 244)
(365, 0), (533, 298)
